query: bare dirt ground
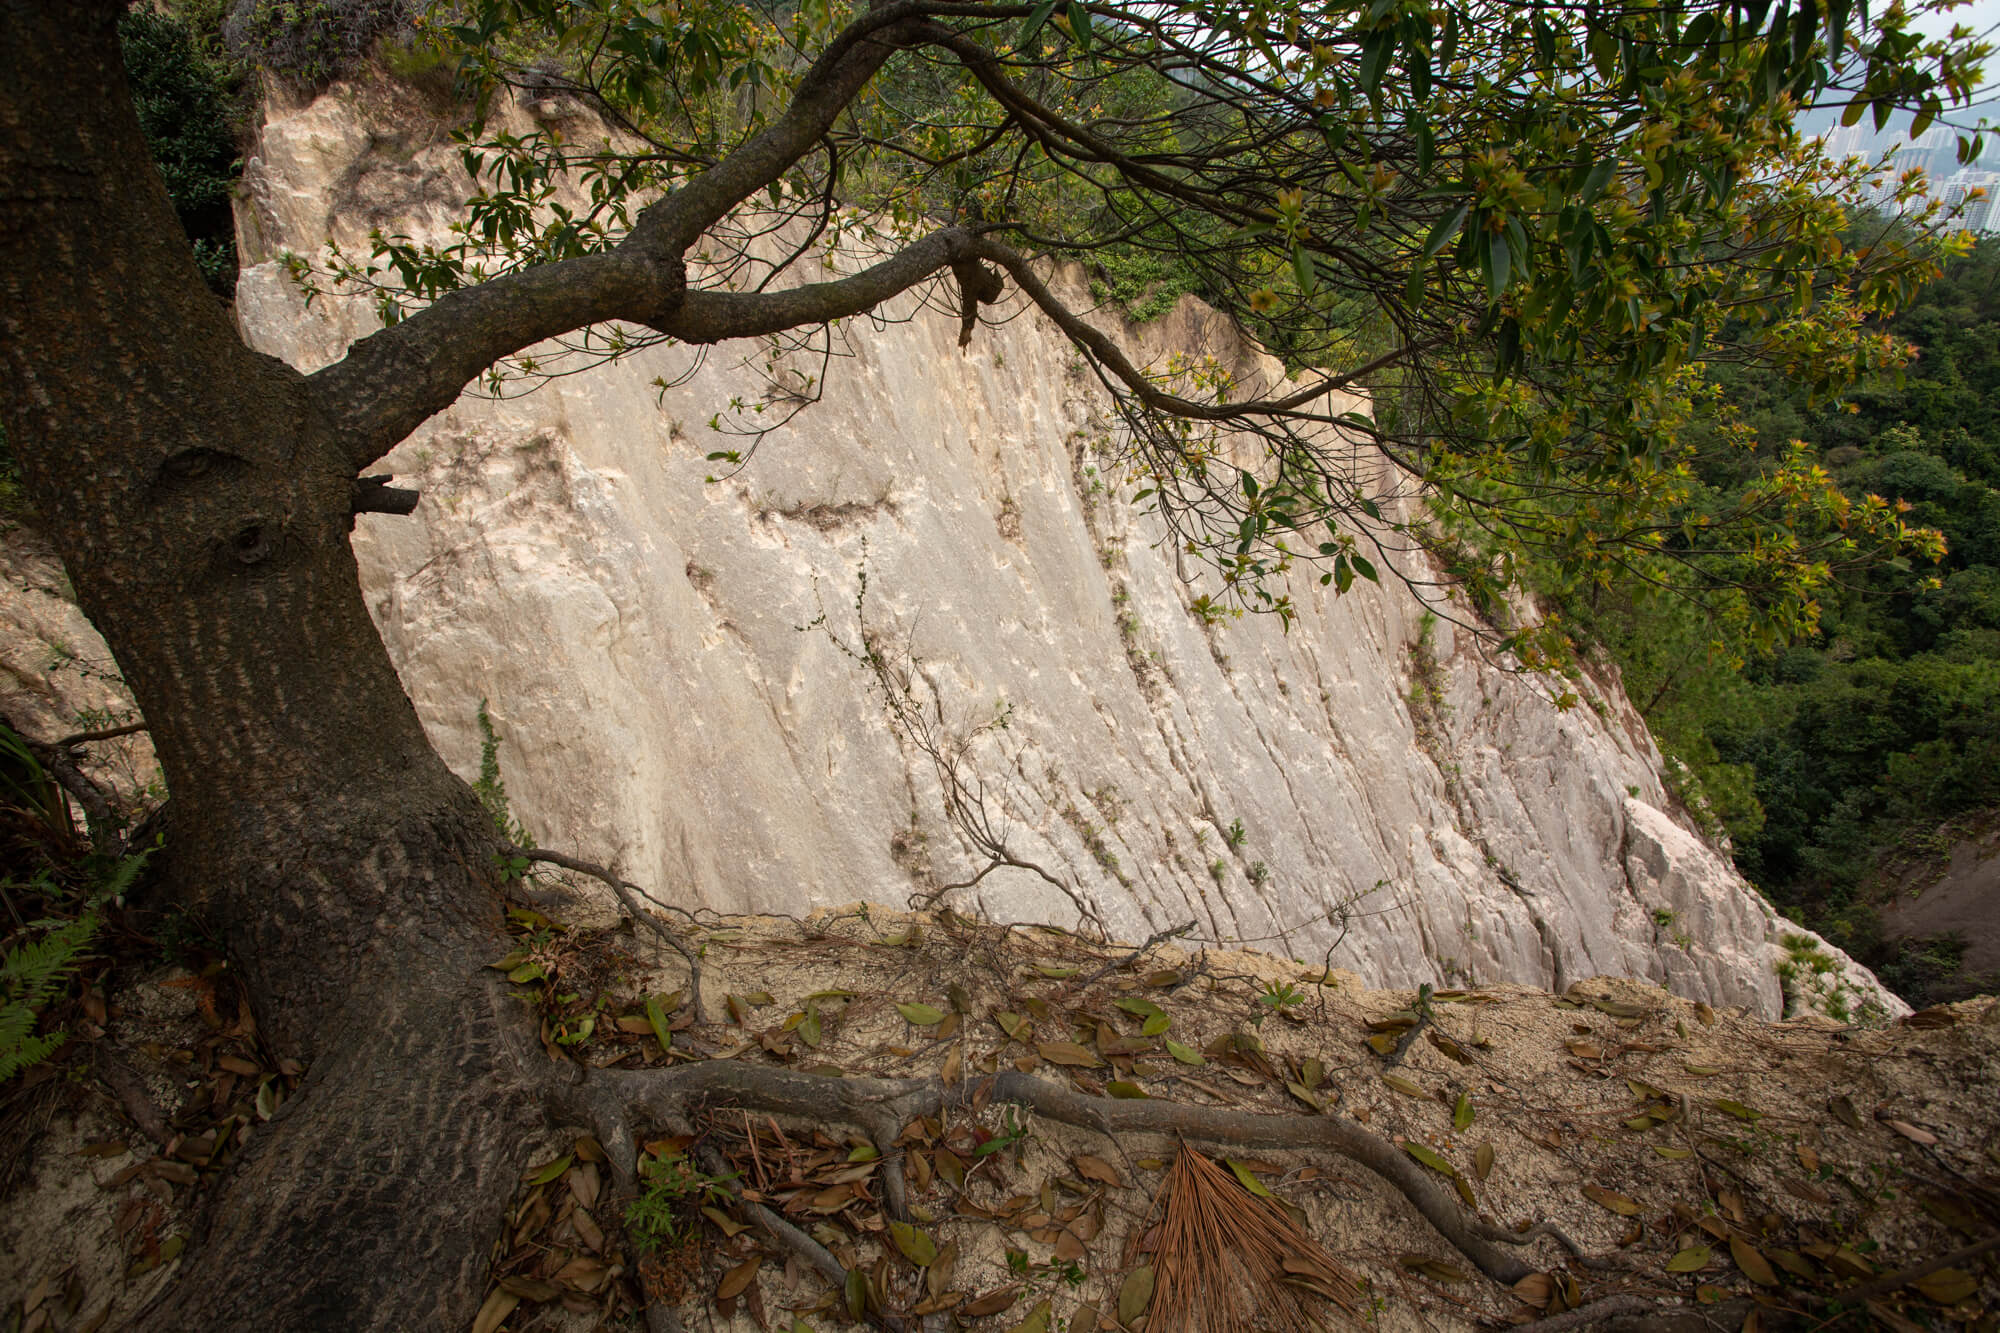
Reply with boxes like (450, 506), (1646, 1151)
(5, 897), (1999, 1332)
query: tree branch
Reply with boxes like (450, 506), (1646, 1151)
(312, 4), (939, 474)
(662, 228), (981, 344)
(968, 237), (1414, 421)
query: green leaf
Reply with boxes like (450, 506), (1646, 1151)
(1065, 0), (1091, 51)
(890, 1220), (939, 1266)
(1403, 1142), (1457, 1178)
(1484, 231), (1512, 306)
(644, 991), (676, 1055)
(523, 1153), (572, 1187)
(1423, 203), (1469, 259)
(1018, 0), (1059, 46)
(1452, 1092), (1475, 1132)
(896, 1002), (947, 1026)
(1164, 1037), (1205, 1066)
(1292, 244), (1318, 297)
(1226, 1158), (1275, 1197)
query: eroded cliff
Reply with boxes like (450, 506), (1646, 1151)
(4, 79), (1900, 1021)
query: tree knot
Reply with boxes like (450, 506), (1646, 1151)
(951, 256), (1004, 350)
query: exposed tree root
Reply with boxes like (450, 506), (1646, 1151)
(565, 1059), (1551, 1292)
(1515, 1231), (2000, 1332)
(1506, 1293), (1658, 1331)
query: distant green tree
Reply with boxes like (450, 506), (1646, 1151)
(119, 6), (243, 296)
(1577, 236), (2000, 1001)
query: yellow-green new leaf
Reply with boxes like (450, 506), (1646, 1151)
(1404, 1142), (1457, 1178)
(1667, 1244), (1712, 1273)
(1226, 1159), (1276, 1197)
(890, 1221), (939, 1266)
(1118, 1267), (1155, 1324)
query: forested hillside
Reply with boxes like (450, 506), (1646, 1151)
(1576, 232), (2000, 1005)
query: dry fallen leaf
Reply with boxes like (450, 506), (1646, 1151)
(961, 1287), (1021, 1318)
(1884, 1118), (1938, 1145)
(1730, 1236), (1778, 1287)
(1037, 1041), (1101, 1068)
(1667, 1244), (1711, 1273)
(1913, 1267), (1979, 1304)
(1118, 1265), (1155, 1324)
(1074, 1154), (1122, 1187)
(1512, 1272), (1554, 1308)
(1583, 1183), (1641, 1216)
(470, 1288), (519, 1333)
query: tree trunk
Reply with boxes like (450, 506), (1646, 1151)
(1, 3), (540, 1323)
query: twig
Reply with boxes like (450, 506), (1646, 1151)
(1832, 1231), (2000, 1305)
(1073, 919), (1195, 991)
(1385, 1008), (1432, 1068)
(513, 846), (703, 1018)
(52, 720), (148, 747)
(28, 740), (122, 852)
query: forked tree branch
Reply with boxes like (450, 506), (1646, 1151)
(314, 3), (942, 473)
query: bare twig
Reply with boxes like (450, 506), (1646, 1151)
(513, 846), (703, 1018)
(1073, 919), (1195, 991)
(51, 720), (148, 747)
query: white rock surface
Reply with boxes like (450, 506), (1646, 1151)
(7, 83), (1903, 1020)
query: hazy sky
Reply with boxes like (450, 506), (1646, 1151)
(1789, 0), (2000, 160)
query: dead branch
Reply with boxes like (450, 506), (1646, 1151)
(513, 845), (704, 1017)
(1072, 919), (1195, 991)
(51, 720), (148, 747)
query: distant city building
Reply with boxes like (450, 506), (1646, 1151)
(1811, 126), (1997, 233)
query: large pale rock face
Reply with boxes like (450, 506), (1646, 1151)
(196, 85), (1905, 1019)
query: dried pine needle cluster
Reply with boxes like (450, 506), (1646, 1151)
(1149, 1146), (1361, 1333)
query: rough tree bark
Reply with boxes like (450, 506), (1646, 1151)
(0, 3), (964, 1324)
(0, 2), (553, 1324)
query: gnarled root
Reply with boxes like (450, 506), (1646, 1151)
(564, 1060), (1553, 1291)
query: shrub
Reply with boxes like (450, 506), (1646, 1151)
(224, 0), (414, 91)
(120, 7), (243, 297)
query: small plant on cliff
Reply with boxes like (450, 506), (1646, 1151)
(474, 700), (534, 875)
(224, 0), (413, 91)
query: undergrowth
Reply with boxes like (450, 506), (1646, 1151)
(0, 723), (155, 1084)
